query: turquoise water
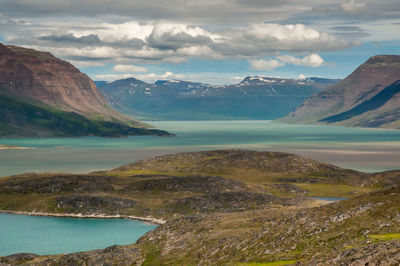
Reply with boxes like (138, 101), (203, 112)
(0, 120), (400, 256)
(310, 197), (348, 202)
(1, 121), (400, 175)
(0, 213), (157, 256)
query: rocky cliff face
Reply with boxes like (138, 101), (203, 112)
(0, 43), (170, 136)
(281, 55), (400, 128)
(0, 44), (122, 119)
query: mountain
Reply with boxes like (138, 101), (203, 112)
(0, 44), (169, 136)
(281, 55), (400, 128)
(98, 76), (338, 120)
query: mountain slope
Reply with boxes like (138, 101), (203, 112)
(281, 55), (400, 128)
(98, 76), (338, 120)
(320, 80), (400, 125)
(0, 43), (169, 136)
(0, 95), (168, 137)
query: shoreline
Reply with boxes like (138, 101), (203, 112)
(0, 145), (33, 150)
(0, 210), (166, 225)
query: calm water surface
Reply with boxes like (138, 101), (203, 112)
(0, 213), (156, 256)
(310, 197), (348, 202)
(1, 121), (400, 176)
(1, 121), (400, 256)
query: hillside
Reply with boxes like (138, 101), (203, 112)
(98, 76), (338, 120)
(281, 55), (400, 128)
(0, 150), (399, 265)
(0, 43), (170, 137)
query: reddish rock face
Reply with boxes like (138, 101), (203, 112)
(0, 43), (123, 120)
(282, 55), (400, 127)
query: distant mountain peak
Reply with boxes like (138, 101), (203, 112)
(99, 75), (337, 120)
(241, 76), (281, 84)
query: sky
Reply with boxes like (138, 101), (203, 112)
(0, 0), (399, 84)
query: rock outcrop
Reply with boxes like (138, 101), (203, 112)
(1, 150), (400, 265)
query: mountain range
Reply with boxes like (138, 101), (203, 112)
(2, 43), (399, 134)
(97, 76), (338, 120)
(0, 44), (169, 137)
(281, 55), (400, 128)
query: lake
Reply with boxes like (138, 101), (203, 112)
(1, 120), (400, 176)
(1, 120), (400, 256)
(0, 213), (157, 256)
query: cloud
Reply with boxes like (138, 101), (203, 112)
(330, 26), (370, 38)
(340, 0), (366, 13)
(249, 53), (325, 70)
(3, 20), (349, 66)
(249, 59), (285, 70)
(146, 23), (217, 50)
(277, 53), (325, 67)
(93, 71), (184, 82)
(138, 71), (184, 80)
(40, 34), (101, 45)
(297, 74), (306, 80)
(113, 64), (148, 73)
(211, 23), (350, 58)
(0, 0), (319, 23)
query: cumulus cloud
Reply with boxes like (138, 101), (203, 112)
(340, 0), (366, 13)
(249, 54), (325, 70)
(249, 59), (285, 70)
(277, 53), (325, 67)
(297, 74), (306, 80)
(93, 71), (184, 82)
(147, 23), (218, 50)
(113, 64), (148, 73)
(3, 20), (349, 66)
(211, 23), (349, 58)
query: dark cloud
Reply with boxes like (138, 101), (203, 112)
(38, 33), (146, 49)
(0, 0), (311, 23)
(331, 26), (364, 31)
(40, 34), (101, 45)
(0, 0), (397, 67)
(67, 55), (111, 61)
(330, 25), (370, 38)
(147, 31), (213, 50)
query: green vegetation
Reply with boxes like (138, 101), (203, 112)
(368, 233), (400, 241)
(115, 150), (385, 198)
(295, 183), (376, 197)
(1, 150), (400, 265)
(234, 261), (297, 266)
(0, 94), (170, 137)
